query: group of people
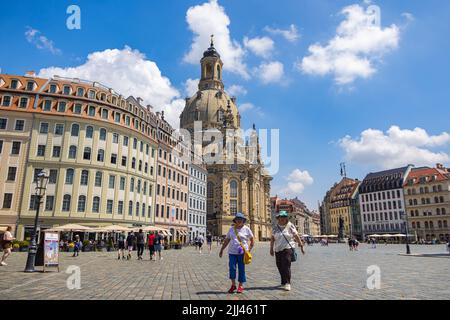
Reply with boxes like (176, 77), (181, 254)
(348, 238), (360, 251)
(192, 233), (213, 254)
(116, 230), (164, 261)
(219, 211), (305, 293)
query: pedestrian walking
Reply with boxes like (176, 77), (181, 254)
(197, 234), (205, 254)
(270, 211), (305, 291)
(73, 235), (82, 257)
(219, 212), (254, 294)
(136, 229), (145, 260)
(348, 238), (354, 251)
(148, 232), (156, 260)
(126, 232), (135, 260)
(154, 231), (164, 260)
(0, 226), (15, 266)
(206, 232), (213, 254)
(117, 232), (126, 260)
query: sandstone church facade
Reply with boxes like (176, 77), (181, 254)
(180, 39), (272, 241)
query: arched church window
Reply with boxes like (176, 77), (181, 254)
(207, 182), (214, 198)
(230, 180), (238, 198)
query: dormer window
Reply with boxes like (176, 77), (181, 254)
(88, 90), (96, 99)
(26, 81), (35, 91)
(76, 87), (84, 97)
(63, 86), (71, 95)
(49, 84), (58, 93)
(10, 79), (19, 89)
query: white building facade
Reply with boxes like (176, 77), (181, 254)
(188, 161), (207, 241)
(359, 165), (414, 239)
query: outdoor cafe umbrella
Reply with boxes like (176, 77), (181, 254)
(94, 225), (131, 232)
(46, 224), (93, 232)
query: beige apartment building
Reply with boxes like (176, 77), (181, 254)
(404, 164), (450, 242)
(0, 73), (158, 240)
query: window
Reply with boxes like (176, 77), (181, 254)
(48, 84), (58, 93)
(57, 101), (66, 112)
(107, 200), (113, 214)
(83, 147), (91, 160)
(123, 136), (129, 146)
(109, 175), (115, 189)
(132, 158), (136, 169)
(121, 156), (127, 167)
(7, 167), (17, 181)
(15, 120), (25, 131)
(71, 124), (80, 137)
(0, 118), (7, 129)
(120, 177), (126, 190)
(62, 195), (71, 211)
(115, 112), (121, 123)
(19, 97), (28, 108)
(230, 180), (238, 198)
(65, 169), (74, 184)
(136, 202), (140, 217)
(92, 197), (100, 213)
(110, 153), (117, 164)
(230, 200), (238, 215)
(2, 193), (13, 209)
(45, 196), (54, 211)
(1, 96), (11, 107)
(48, 169), (57, 184)
(37, 145), (46, 157)
(95, 172), (102, 187)
(97, 149), (104, 162)
(102, 109), (109, 120)
(63, 86), (71, 95)
(88, 90), (96, 99)
(128, 201), (133, 216)
(112, 133), (119, 144)
(10, 79), (19, 89)
(130, 178), (135, 192)
(38, 122), (49, 134)
(73, 103), (82, 114)
(29, 195), (38, 210)
(86, 126), (93, 138)
(76, 88), (84, 97)
(118, 201), (124, 215)
(88, 106), (96, 117)
(99, 128), (107, 141)
(77, 195), (86, 212)
(80, 170), (89, 185)
(133, 138), (137, 150)
(43, 100), (52, 111)
(54, 124), (64, 136)
(68, 146), (77, 159)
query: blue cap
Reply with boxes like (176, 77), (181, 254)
(233, 212), (247, 223)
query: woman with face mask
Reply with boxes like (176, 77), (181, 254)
(219, 213), (254, 294)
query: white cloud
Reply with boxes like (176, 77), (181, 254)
(339, 126), (450, 169)
(298, 4), (400, 85)
(184, 78), (199, 96)
(227, 84), (247, 96)
(264, 24), (300, 43)
(254, 61), (284, 84)
(38, 46), (183, 128)
(184, 0), (249, 79)
(277, 169), (314, 197)
(25, 26), (61, 55)
(238, 103), (264, 117)
(243, 36), (274, 58)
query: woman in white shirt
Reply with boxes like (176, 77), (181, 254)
(270, 211), (305, 291)
(219, 212), (254, 294)
(1, 226), (15, 266)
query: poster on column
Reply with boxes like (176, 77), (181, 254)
(44, 232), (60, 272)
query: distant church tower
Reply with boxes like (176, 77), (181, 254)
(180, 36), (272, 241)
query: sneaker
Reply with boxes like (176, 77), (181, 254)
(284, 284), (291, 291)
(237, 286), (244, 294)
(0, 261), (6, 266)
(228, 285), (237, 294)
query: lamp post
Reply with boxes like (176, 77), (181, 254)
(400, 210), (411, 255)
(24, 171), (49, 273)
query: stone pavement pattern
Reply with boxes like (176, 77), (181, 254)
(0, 243), (449, 300)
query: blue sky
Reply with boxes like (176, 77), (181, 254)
(1, 0), (450, 210)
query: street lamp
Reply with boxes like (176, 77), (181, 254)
(400, 210), (411, 255)
(24, 171), (49, 273)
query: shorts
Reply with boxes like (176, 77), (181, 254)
(2, 242), (12, 250)
(198, 242), (203, 248)
(118, 242), (125, 250)
(154, 244), (162, 252)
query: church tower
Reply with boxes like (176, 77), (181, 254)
(180, 38), (273, 241)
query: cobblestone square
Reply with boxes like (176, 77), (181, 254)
(0, 243), (449, 300)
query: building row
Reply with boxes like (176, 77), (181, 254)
(320, 164), (450, 242)
(0, 71), (207, 242)
(271, 196), (321, 236)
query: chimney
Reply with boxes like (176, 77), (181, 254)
(136, 97), (143, 105)
(25, 70), (36, 77)
(436, 163), (444, 170)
